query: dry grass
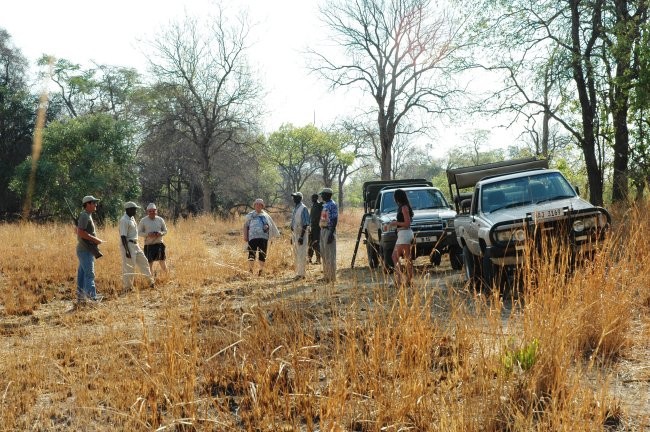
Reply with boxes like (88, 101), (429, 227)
(0, 206), (649, 431)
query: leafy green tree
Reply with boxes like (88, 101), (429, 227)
(0, 29), (36, 218)
(10, 113), (140, 221)
(267, 124), (324, 195)
(42, 57), (141, 121)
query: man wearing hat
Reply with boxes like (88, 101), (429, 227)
(318, 188), (338, 282)
(290, 192), (310, 280)
(138, 203), (169, 274)
(76, 195), (104, 304)
(119, 201), (155, 290)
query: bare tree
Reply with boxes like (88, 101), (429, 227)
(309, 0), (463, 180)
(146, 7), (263, 213)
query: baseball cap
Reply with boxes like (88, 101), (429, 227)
(146, 203), (157, 210)
(291, 191), (303, 199)
(82, 195), (100, 204)
(124, 201), (140, 209)
(318, 188), (333, 195)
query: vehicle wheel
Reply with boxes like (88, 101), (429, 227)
(463, 244), (480, 285)
(430, 249), (442, 266)
(382, 244), (395, 271)
(366, 238), (379, 269)
(449, 245), (463, 271)
(480, 254), (504, 291)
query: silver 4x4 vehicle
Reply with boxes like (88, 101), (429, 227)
(351, 179), (463, 270)
(447, 158), (611, 287)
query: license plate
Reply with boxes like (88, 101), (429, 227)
(534, 207), (563, 220)
(416, 236), (437, 243)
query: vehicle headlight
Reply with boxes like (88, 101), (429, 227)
(446, 219), (454, 229)
(573, 219), (585, 232)
(496, 228), (526, 242)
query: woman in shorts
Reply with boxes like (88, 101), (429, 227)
(389, 189), (414, 286)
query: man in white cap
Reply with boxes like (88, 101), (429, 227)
(138, 203), (168, 274)
(290, 192), (310, 280)
(76, 195), (104, 305)
(119, 201), (155, 290)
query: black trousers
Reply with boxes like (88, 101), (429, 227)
(308, 226), (320, 261)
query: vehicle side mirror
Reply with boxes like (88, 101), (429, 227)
(574, 185), (580, 196)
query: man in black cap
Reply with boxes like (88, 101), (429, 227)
(290, 192), (310, 280)
(308, 193), (322, 264)
(120, 201), (155, 291)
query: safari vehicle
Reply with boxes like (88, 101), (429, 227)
(351, 179), (462, 270)
(447, 158), (611, 288)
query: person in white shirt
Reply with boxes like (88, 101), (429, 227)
(119, 201), (154, 290)
(138, 203), (168, 274)
(290, 192), (310, 280)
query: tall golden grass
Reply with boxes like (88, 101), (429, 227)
(0, 205), (649, 430)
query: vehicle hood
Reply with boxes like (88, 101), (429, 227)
(379, 208), (456, 223)
(482, 197), (597, 225)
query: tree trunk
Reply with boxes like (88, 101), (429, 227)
(200, 170), (211, 214)
(581, 138), (603, 206)
(569, 0), (604, 206)
(611, 102), (630, 203)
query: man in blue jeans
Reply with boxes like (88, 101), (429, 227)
(76, 195), (105, 306)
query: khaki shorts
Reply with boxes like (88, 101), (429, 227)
(396, 229), (413, 245)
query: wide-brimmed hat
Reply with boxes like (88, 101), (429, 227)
(318, 188), (333, 195)
(82, 195), (100, 204)
(124, 201), (140, 209)
(291, 191), (303, 199)
(146, 203), (157, 211)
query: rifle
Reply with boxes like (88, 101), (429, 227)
(64, 197), (103, 259)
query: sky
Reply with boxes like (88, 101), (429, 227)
(2, 0), (369, 132)
(1, 0), (515, 154)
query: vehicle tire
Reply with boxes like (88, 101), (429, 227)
(366, 238), (379, 269)
(480, 254), (506, 291)
(449, 245), (463, 271)
(463, 244), (480, 286)
(430, 249), (442, 266)
(382, 244), (395, 270)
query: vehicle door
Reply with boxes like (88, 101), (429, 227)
(465, 186), (482, 255)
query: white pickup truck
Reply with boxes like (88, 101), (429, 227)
(446, 158), (611, 288)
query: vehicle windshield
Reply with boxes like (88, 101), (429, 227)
(380, 189), (450, 214)
(481, 172), (576, 213)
